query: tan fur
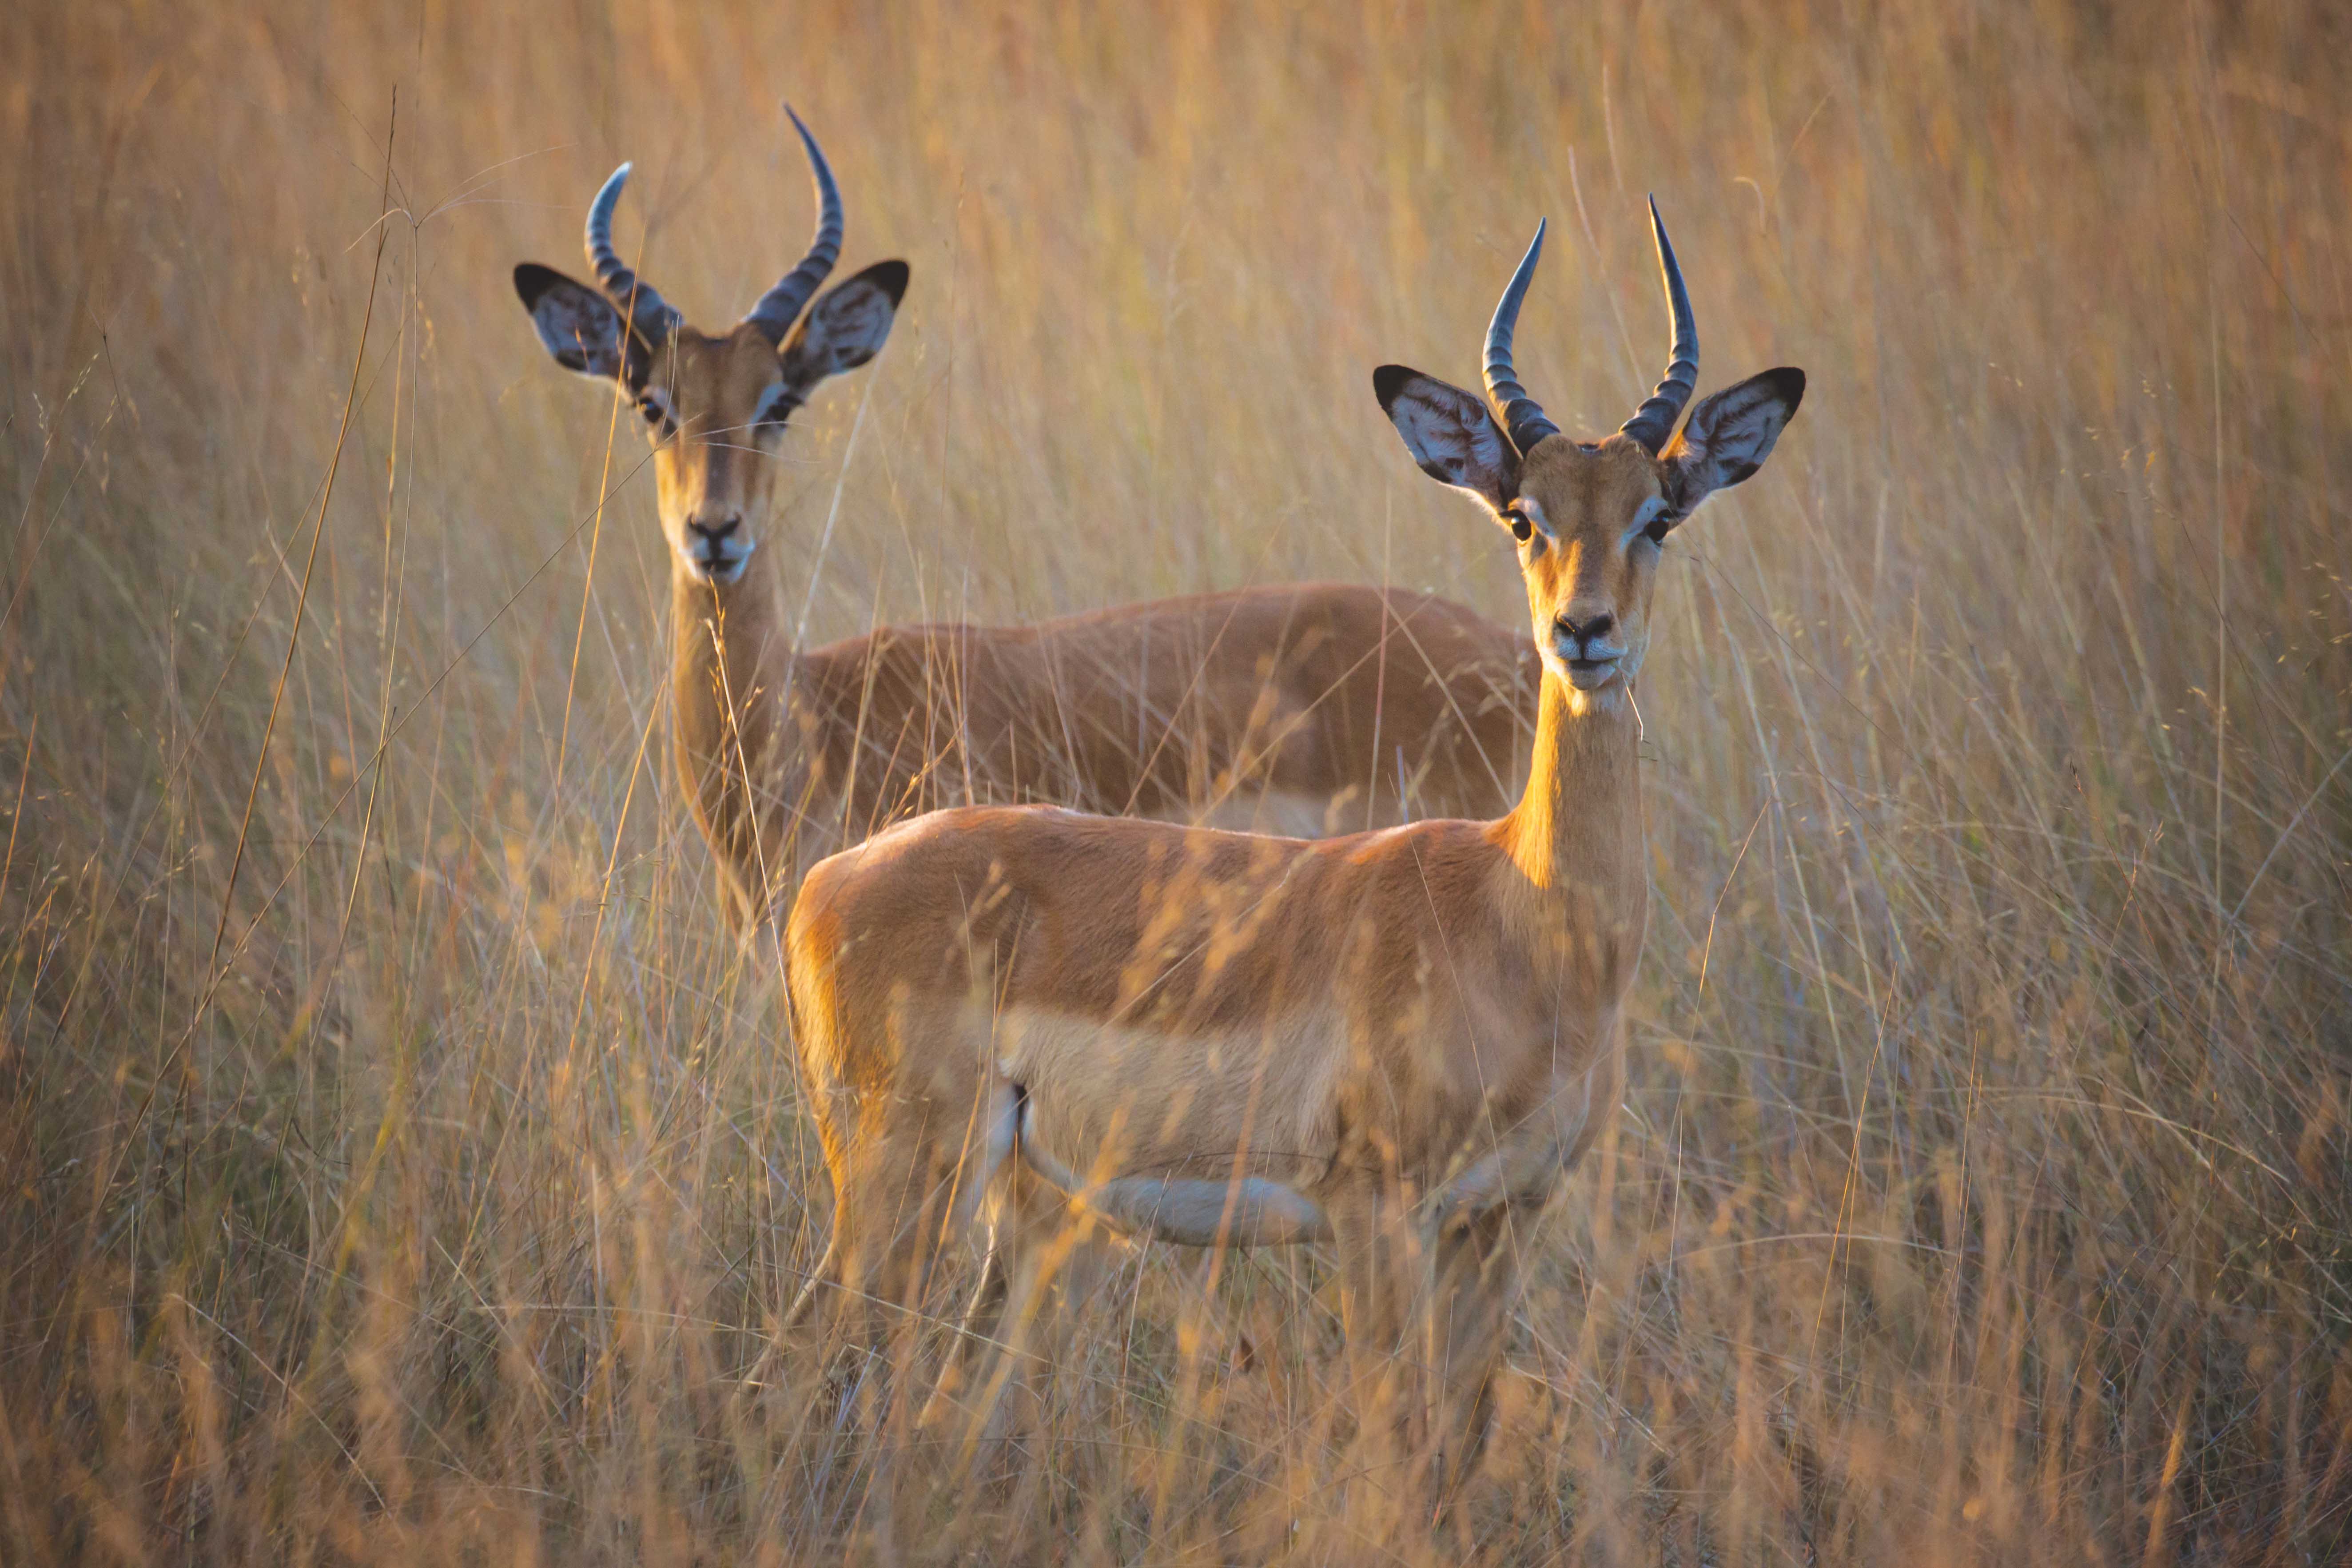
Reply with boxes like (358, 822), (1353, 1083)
(671, 549), (1537, 927)
(643, 325), (802, 567)
(530, 245), (1536, 934)
(783, 430), (1684, 1495)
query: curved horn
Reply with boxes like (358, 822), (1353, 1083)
(744, 106), (845, 345)
(584, 163), (681, 342)
(1483, 220), (1561, 458)
(1619, 196), (1699, 454)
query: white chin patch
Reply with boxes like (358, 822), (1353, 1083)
(685, 543), (755, 584)
(1542, 643), (1626, 696)
(1566, 661), (1621, 692)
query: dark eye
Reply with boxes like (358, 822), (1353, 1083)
(1505, 509), (1533, 542)
(1642, 514), (1671, 545)
(639, 397), (672, 432)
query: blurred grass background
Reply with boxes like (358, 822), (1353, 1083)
(3, 0), (2350, 1561)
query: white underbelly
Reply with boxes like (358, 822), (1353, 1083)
(1018, 1116), (1333, 1246)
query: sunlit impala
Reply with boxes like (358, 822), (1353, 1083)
(514, 113), (1534, 930)
(784, 202), (1804, 1489)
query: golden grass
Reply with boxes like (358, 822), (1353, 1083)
(4, 0), (2349, 1560)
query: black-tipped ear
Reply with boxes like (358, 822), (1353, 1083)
(513, 262), (566, 310)
(1662, 366), (1805, 513)
(859, 259), (910, 309)
(1374, 365), (1518, 513)
(1371, 363), (1420, 415)
(515, 262), (634, 381)
(780, 260), (908, 385)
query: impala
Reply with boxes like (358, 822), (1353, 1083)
(514, 113), (1535, 931)
(784, 202), (1804, 1491)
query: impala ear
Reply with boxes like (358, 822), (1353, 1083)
(1373, 365), (1518, 514)
(515, 263), (645, 382)
(1661, 367), (1805, 515)
(780, 259), (908, 390)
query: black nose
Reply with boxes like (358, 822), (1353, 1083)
(689, 518), (740, 544)
(1557, 612), (1614, 644)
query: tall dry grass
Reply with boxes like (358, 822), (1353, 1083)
(3, 0), (2349, 1560)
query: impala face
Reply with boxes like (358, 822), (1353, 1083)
(636, 326), (795, 585)
(578, 296), (899, 587)
(1390, 420), (1679, 697)
(1376, 209), (1804, 709)
(512, 111), (907, 589)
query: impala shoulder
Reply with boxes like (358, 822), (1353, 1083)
(1336, 814), (1500, 867)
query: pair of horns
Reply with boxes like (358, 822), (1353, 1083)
(1483, 197), (1699, 458)
(582, 106), (844, 348)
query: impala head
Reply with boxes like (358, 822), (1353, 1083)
(513, 110), (907, 586)
(1377, 202), (1803, 708)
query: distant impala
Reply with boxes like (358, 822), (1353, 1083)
(785, 200), (1804, 1494)
(513, 112), (1535, 928)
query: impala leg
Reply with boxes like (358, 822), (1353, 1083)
(1422, 1200), (1529, 1507)
(772, 1097), (956, 1540)
(936, 1162), (1105, 1481)
(1330, 1180), (1530, 1516)
(793, 1098), (961, 1377)
(923, 1225), (1007, 1402)
(919, 1084), (1020, 1429)
(782, 1082), (856, 1335)
(1326, 1187), (1424, 1487)
(782, 1228), (839, 1331)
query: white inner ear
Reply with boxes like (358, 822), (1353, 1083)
(801, 281), (896, 373)
(1673, 377), (1798, 501)
(1390, 386), (1511, 501)
(531, 289), (625, 379)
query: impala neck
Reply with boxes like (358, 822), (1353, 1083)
(1494, 671), (1649, 982)
(669, 561), (799, 907)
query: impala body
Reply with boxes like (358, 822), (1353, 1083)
(744, 580), (1533, 857)
(514, 115), (1534, 930)
(785, 201), (1804, 1493)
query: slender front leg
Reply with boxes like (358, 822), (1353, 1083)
(1326, 1186), (1423, 1488)
(1329, 1177), (1540, 1516)
(1423, 1200), (1532, 1505)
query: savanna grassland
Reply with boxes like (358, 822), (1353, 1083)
(4, 0), (2350, 1561)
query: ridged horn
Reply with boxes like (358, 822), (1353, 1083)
(744, 106), (845, 345)
(584, 163), (681, 342)
(1483, 220), (1561, 458)
(1619, 196), (1699, 454)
